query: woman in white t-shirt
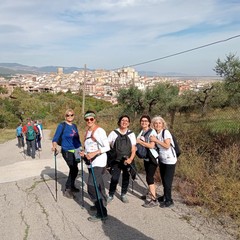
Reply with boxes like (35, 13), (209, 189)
(80, 110), (110, 222)
(150, 116), (177, 208)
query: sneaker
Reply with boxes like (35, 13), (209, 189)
(142, 199), (158, 208)
(157, 195), (165, 203)
(90, 205), (97, 211)
(160, 200), (174, 208)
(64, 189), (74, 199)
(71, 186), (80, 192)
(107, 195), (114, 204)
(121, 194), (129, 203)
(88, 215), (108, 222)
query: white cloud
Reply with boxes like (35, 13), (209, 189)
(0, 0), (239, 75)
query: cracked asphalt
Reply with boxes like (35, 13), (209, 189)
(0, 130), (235, 240)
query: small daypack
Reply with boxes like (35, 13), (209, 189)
(136, 128), (152, 159)
(107, 130), (132, 164)
(162, 129), (181, 157)
(26, 125), (36, 141)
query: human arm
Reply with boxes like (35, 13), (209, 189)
(150, 131), (171, 149)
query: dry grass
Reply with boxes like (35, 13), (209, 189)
(0, 129), (16, 144)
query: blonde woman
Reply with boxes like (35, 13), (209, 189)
(150, 116), (177, 208)
(52, 109), (81, 199)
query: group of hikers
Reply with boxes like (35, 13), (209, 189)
(52, 109), (179, 222)
(16, 119), (43, 159)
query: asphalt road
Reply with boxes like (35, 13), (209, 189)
(0, 130), (235, 240)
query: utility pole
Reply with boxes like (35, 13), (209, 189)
(82, 64), (86, 116)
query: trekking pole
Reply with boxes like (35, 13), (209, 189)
(54, 149), (58, 202)
(129, 163), (157, 200)
(90, 162), (105, 221)
(81, 156), (84, 208)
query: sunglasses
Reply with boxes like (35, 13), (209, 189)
(85, 117), (94, 122)
(66, 114), (74, 117)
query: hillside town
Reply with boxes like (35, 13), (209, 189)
(0, 67), (221, 104)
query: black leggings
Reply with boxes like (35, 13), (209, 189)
(144, 160), (158, 185)
(61, 150), (79, 189)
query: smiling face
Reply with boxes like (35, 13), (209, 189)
(85, 116), (96, 129)
(153, 120), (163, 133)
(140, 117), (150, 130)
(119, 117), (130, 130)
(65, 110), (75, 123)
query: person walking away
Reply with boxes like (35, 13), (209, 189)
(16, 123), (24, 148)
(107, 115), (136, 204)
(150, 116), (177, 208)
(136, 115), (159, 208)
(80, 110), (110, 222)
(35, 120), (43, 150)
(22, 119), (38, 159)
(52, 109), (82, 199)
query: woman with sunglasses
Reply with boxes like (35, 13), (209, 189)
(52, 109), (81, 199)
(80, 110), (110, 222)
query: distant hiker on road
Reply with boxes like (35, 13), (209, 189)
(52, 109), (82, 199)
(22, 119), (38, 159)
(34, 120), (43, 151)
(107, 115), (136, 204)
(16, 123), (24, 148)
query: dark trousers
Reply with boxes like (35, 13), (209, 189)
(35, 134), (41, 149)
(109, 161), (130, 196)
(144, 160), (158, 185)
(88, 167), (107, 217)
(159, 162), (176, 202)
(26, 139), (36, 158)
(61, 150), (79, 190)
(17, 136), (24, 148)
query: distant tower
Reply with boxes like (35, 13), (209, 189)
(57, 67), (63, 75)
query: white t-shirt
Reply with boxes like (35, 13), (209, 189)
(108, 128), (136, 148)
(156, 129), (177, 165)
(84, 127), (110, 167)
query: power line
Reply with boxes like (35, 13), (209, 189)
(123, 34), (240, 68)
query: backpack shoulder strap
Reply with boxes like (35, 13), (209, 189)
(162, 129), (166, 139)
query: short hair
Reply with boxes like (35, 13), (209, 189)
(117, 115), (130, 127)
(151, 115), (168, 129)
(140, 114), (151, 127)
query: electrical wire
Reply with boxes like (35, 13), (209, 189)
(118, 34), (240, 69)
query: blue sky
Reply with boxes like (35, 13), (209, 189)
(0, 0), (240, 75)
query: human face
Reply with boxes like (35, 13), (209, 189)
(85, 117), (96, 129)
(119, 117), (130, 130)
(153, 120), (163, 133)
(65, 112), (74, 122)
(140, 118), (150, 130)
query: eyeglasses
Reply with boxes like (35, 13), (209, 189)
(85, 118), (94, 122)
(66, 114), (74, 117)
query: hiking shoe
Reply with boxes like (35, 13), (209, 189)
(121, 194), (129, 203)
(88, 215), (108, 222)
(157, 195), (165, 203)
(160, 200), (174, 208)
(107, 195), (114, 204)
(71, 186), (80, 192)
(142, 199), (158, 208)
(90, 205), (97, 211)
(64, 189), (74, 199)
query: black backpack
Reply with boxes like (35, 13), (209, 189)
(107, 130), (132, 165)
(136, 128), (152, 159)
(162, 129), (181, 157)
